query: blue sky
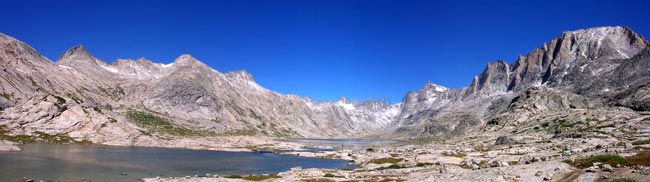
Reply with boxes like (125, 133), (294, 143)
(4, 0), (650, 103)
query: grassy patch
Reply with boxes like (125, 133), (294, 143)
(415, 162), (434, 167)
(226, 175), (241, 178)
(0, 126), (90, 144)
(242, 174), (281, 181)
(410, 136), (447, 144)
(632, 140), (650, 145)
(375, 164), (404, 170)
(126, 110), (215, 136)
(572, 154), (629, 168)
(339, 167), (354, 171)
(53, 95), (66, 104)
(323, 173), (336, 178)
(369, 157), (403, 164)
(223, 129), (257, 136)
(34, 132), (92, 144)
(0, 134), (36, 143)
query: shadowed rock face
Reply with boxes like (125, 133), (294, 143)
(0, 26), (649, 142)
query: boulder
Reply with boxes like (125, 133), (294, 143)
(495, 136), (515, 145)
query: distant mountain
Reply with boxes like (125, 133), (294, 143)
(0, 26), (648, 144)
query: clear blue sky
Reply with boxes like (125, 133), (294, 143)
(4, 0), (650, 103)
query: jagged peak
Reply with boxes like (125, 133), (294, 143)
(225, 70), (255, 81)
(565, 26), (627, 36)
(58, 45), (94, 61)
(422, 81), (448, 92)
(136, 57), (153, 64)
(171, 54), (210, 68)
(338, 96), (350, 104)
(562, 26), (647, 47)
(486, 60), (508, 67)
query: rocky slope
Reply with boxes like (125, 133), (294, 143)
(389, 26), (650, 138)
(0, 32), (402, 145)
(0, 26), (649, 145)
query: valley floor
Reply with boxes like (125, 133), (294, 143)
(137, 135), (650, 182)
(4, 109), (650, 182)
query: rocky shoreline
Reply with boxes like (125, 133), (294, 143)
(0, 140), (20, 151)
(3, 129), (650, 182)
(139, 134), (650, 182)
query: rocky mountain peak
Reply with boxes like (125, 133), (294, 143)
(225, 70), (255, 81)
(338, 96), (350, 104)
(173, 54), (199, 64)
(58, 45), (94, 61)
(422, 81), (448, 93)
(170, 54), (211, 71)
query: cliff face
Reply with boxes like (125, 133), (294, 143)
(390, 26), (649, 137)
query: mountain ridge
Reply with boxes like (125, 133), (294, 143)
(1, 26), (649, 145)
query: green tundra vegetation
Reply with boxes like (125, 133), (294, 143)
(126, 109), (216, 136)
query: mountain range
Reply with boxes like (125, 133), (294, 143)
(0, 26), (648, 144)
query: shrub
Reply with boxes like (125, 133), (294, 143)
(416, 162), (434, 167)
(242, 174), (281, 181)
(93, 106), (102, 114)
(53, 95), (66, 104)
(369, 157), (403, 164)
(375, 164), (403, 170)
(323, 173), (336, 177)
(226, 175), (241, 178)
(632, 140), (650, 145)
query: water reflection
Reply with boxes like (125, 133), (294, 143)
(0, 144), (353, 182)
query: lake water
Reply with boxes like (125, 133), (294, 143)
(282, 138), (408, 151)
(0, 144), (354, 182)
